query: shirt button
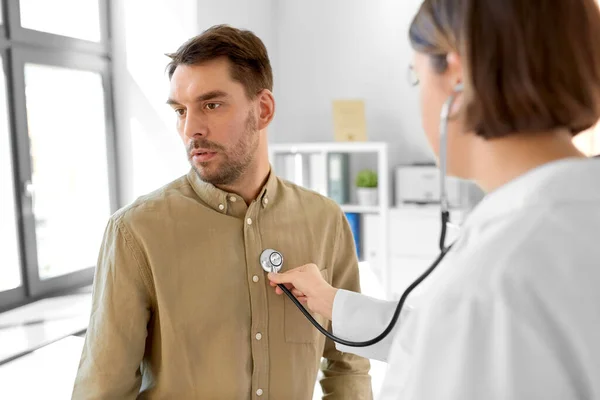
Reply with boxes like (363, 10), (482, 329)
(255, 333), (262, 341)
(230, 196), (236, 202)
(263, 197), (269, 205)
(252, 275), (259, 283)
(246, 218), (253, 225)
(218, 204), (225, 210)
(256, 389), (263, 396)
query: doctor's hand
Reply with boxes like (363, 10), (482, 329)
(268, 264), (338, 321)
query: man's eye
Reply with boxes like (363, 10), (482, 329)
(175, 108), (186, 116)
(205, 103), (221, 110)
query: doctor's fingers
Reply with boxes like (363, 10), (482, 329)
(273, 285), (305, 298)
(273, 283), (295, 295)
(270, 281), (292, 288)
(268, 271), (298, 285)
(268, 263), (320, 281)
(268, 264), (322, 292)
(291, 288), (305, 297)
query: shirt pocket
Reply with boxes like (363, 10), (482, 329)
(284, 268), (330, 344)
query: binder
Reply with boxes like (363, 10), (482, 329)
(327, 153), (349, 204)
(344, 212), (361, 259)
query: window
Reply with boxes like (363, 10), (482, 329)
(0, 0), (117, 311)
(24, 64), (112, 280)
(19, 0), (102, 42)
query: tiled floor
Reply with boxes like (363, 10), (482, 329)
(0, 263), (388, 399)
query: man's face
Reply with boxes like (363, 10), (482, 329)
(168, 58), (260, 186)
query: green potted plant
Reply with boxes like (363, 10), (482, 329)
(355, 169), (378, 206)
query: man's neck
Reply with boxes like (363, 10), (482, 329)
(216, 160), (271, 205)
(470, 129), (586, 193)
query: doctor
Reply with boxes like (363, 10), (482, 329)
(268, 0), (600, 398)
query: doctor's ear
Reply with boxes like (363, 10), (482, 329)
(446, 53), (465, 118)
(445, 52), (464, 91)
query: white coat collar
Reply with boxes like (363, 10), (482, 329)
(462, 157), (600, 230)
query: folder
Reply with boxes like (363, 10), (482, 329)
(327, 153), (349, 204)
(344, 212), (361, 259)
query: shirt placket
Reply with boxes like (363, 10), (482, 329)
(244, 200), (270, 399)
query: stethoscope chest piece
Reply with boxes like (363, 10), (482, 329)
(260, 249), (283, 273)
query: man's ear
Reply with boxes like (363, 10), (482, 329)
(256, 89), (275, 130)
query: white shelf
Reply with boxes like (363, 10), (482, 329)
(340, 204), (381, 214)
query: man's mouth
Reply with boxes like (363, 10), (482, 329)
(191, 150), (217, 163)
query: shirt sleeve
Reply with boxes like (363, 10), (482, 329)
(72, 216), (153, 399)
(319, 210), (373, 400)
(332, 289), (399, 362)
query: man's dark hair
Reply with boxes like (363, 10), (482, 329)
(166, 25), (273, 98)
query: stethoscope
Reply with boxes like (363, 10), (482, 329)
(260, 84), (463, 347)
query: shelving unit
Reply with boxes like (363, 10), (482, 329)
(268, 142), (392, 298)
(339, 204), (380, 214)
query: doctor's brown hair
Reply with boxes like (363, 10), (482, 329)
(166, 24), (273, 99)
(409, 0), (600, 139)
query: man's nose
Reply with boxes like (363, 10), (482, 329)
(182, 111), (208, 139)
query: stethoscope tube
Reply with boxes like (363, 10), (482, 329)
(271, 85), (463, 348)
(276, 246), (451, 347)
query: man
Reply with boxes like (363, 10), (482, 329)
(72, 25), (372, 399)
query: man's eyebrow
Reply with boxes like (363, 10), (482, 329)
(195, 90), (229, 102)
(166, 90), (229, 106)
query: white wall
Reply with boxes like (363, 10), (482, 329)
(271, 0), (433, 167)
(197, 0), (275, 61)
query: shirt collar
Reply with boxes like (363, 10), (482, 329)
(186, 167), (279, 214)
(258, 168), (279, 207)
(463, 157), (600, 229)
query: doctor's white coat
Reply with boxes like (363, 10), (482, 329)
(333, 158), (600, 400)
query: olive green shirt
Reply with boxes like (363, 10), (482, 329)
(72, 169), (372, 399)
